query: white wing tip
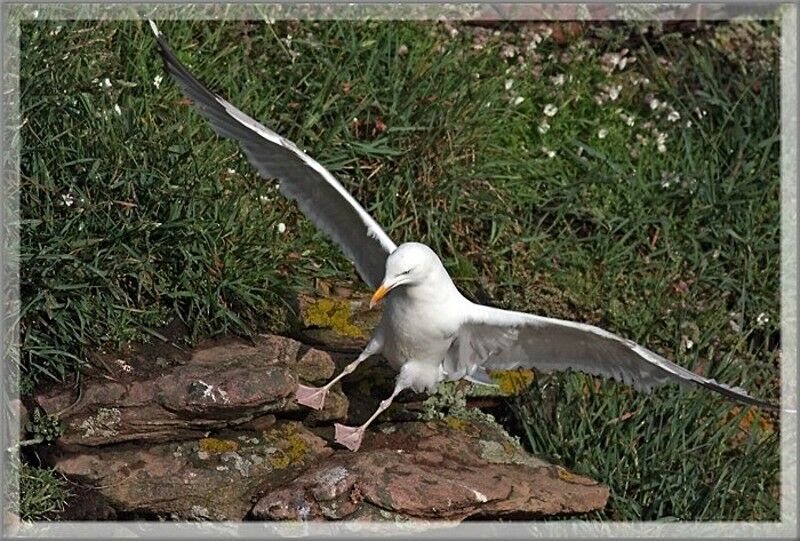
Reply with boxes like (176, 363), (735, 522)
(148, 19), (161, 37)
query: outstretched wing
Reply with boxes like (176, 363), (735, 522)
(148, 21), (396, 288)
(446, 304), (776, 410)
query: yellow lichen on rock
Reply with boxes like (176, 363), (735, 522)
(264, 424), (310, 469)
(491, 369), (535, 395)
(198, 438), (239, 455)
(443, 416), (480, 437)
(303, 297), (365, 338)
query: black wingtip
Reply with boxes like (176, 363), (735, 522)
(697, 379), (780, 412)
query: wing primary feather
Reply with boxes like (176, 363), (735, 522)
(453, 304), (779, 412)
(147, 20), (396, 288)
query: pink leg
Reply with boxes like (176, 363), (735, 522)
(334, 385), (403, 452)
(295, 351), (369, 410)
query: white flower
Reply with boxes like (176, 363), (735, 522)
(541, 146), (556, 159)
(550, 74), (565, 86)
(543, 104), (558, 117)
(685, 338), (694, 350)
(115, 359), (133, 373)
(598, 128), (608, 139)
(153, 74), (163, 89)
(511, 96), (525, 106)
(756, 312), (770, 326)
(619, 113), (635, 127)
(655, 131), (667, 153)
(259, 195), (270, 204)
(538, 121), (550, 134)
(113, 104), (122, 116)
(61, 193), (74, 207)
(32, 9), (39, 18)
(226, 168), (236, 175)
(685, 119), (693, 128)
(505, 79), (514, 90)
(667, 110), (680, 122)
(608, 85), (621, 101)
(277, 222), (287, 234)
(649, 98), (660, 110)
(102, 77), (112, 88)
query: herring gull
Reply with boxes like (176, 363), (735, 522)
(149, 21), (778, 452)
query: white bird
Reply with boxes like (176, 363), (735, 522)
(149, 22), (778, 452)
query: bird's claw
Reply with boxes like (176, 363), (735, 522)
(295, 384), (327, 410)
(334, 423), (364, 452)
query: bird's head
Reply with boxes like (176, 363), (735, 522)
(370, 242), (441, 308)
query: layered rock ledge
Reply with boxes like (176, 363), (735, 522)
(30, 294), (609, 522)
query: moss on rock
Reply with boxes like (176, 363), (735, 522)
(303, 298), (365, 338)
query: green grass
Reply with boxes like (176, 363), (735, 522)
(15, 463), (71, 521)
(18, 19), (781, 520)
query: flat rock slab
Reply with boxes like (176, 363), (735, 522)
(252, 419), (608, 521)
(35, 335), (348, 447)
(42, 417), (607, 521)
(42, 421), (330, 520)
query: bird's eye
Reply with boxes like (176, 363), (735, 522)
(401, 268), (413, 275)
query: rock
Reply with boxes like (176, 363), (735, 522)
(42, 415), (607, 521)
(252, 418), (608, 521)
(32, 304), (609, 522)
(35, 335), (349, 447)
(42, 421), (330, 521)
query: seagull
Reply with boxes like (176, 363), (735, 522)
(149, 21), (778, 452)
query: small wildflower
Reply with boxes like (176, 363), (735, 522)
(541, 146), (556, 159)
(685, 338), (694, 350)
(226, 168), (236, 175)
(397, 44), (409, 56)
(598, 128), (608, 139)
(619, 113), (635, 127)
(277, 222), (287, 234)
(102, 77), (112, 89)
(259, 195), (269, 204)
(756, 312), (770, 326)
(655, 131), (668, 153)
(538, 121), (550, 134)
(115, 359), (133, 373)
(550, 73), (565, 86)
(685, 119), (693, 128)
(667, 110), (680, 122)
(61, 193), (74, 207)
(32, 9), (39, 18)
(649, 98), (660, 110)
(543, 104), (558, 117)
(608, 85), (622, 101)
(511, 96), (525, 106)
(499, 44), (518, 59)
(153, 74), (163, 89)
(505, 79), (514, 90)
(113, 104), (122, 116)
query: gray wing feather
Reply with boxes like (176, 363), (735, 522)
(451, 304), (776, 411)
(148, 21), (396, 288)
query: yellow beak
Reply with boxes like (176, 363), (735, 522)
(369, 284), (391, 309)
